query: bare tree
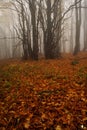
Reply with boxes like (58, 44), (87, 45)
(27, 0), (39, 60)
(13, 0), (39, 60)
(12, 0), (31, 59)
(83, 0), (87, 50)
(38, 0), (62, 59)
(12, 0), (83, 60)
(73, 0), (82, 55)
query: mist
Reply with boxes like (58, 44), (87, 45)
(0, 0), (86, 59)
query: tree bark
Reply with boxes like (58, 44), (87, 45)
(73, 0), (81, 55)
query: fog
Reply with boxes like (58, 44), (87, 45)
(0, 0), (86, 59)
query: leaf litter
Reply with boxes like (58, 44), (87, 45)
(0, 52), (87, 130)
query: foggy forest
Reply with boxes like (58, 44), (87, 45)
(0, 0), (87, 129)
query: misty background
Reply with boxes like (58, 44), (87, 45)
(0, 0), (86, 60)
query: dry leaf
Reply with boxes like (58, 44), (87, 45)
(55, 125), (62, 130)
(23, 118), (30, 129)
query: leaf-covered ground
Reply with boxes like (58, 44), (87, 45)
(0, 52), (87, 130)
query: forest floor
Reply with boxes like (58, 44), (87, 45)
(0, 52), (87, 130)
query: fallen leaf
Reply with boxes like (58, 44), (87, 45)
(55, 125), (62, 130)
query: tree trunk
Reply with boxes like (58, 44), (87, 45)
(83, 0), (87, 50)
(73, 0), (81, 55)
(44, 0), (53, 59)
(29, 0), (39, 60)
(22, 4), (28, 60)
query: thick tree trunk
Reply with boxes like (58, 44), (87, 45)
(83, 0), (87, 50)
(70, 9), (74, 53)
(44, 1), (53, 59)
(44, 0), (62, 59)
(22, 4), (28, 60)
(73, 0), (81, 55)
(30, 1), (38, 60)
